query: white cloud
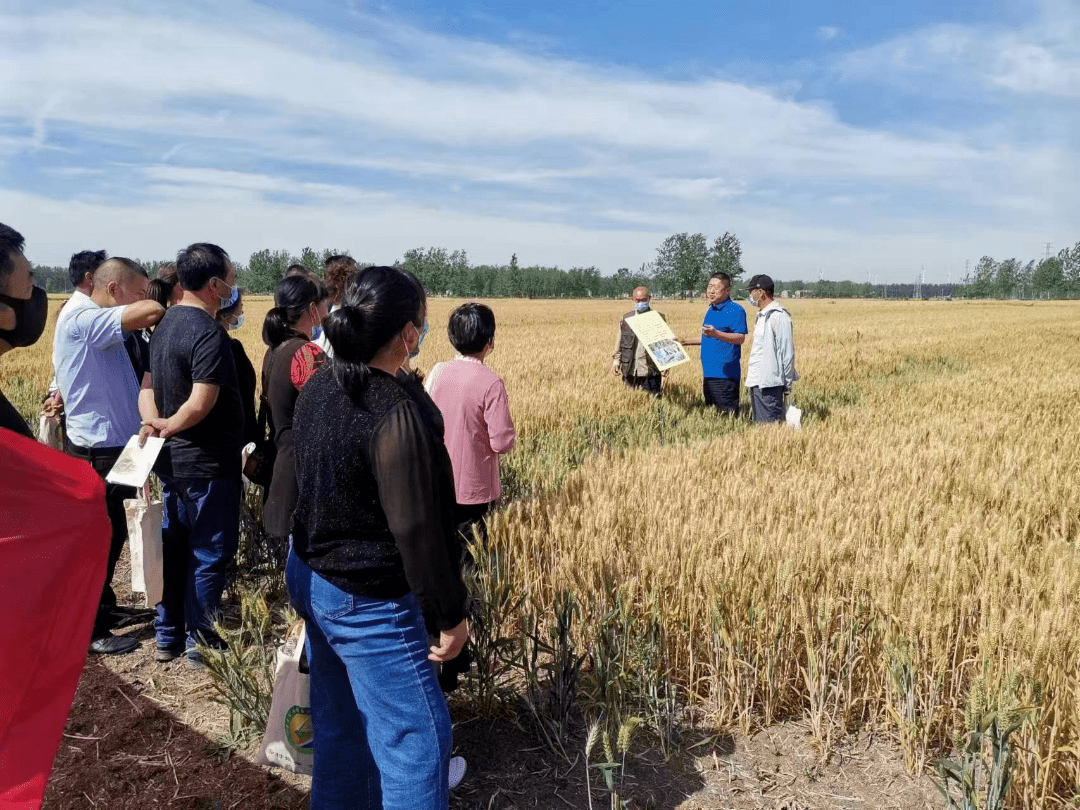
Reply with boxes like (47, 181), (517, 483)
(837, 2), (1080, 99)
(817, 26), (840, 42)
(0, 0), (1075, 280)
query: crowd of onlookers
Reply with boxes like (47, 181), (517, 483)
(0, 219), (795, 810)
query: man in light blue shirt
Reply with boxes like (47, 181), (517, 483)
(745, 274), (799, 423)
(54, 257), (165, 655)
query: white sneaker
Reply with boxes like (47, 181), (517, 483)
(448, 756), (467, 790)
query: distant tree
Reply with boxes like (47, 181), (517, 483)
(970, 256), (997, 298)
(1033, 256), (1065, 297)
(243, 248), (292, 294)
(708, 232), (743, 283)
(298, 247), (323, 275)
(1065, 242), (1080, 298)
(31, 264), (71, 293)
(994, 258), (1020, 298)
(653, 232), (709, 297)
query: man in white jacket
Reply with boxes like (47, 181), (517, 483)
(744, 274), (799, 423)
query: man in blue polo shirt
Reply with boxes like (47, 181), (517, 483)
(681, 272), (748, 415)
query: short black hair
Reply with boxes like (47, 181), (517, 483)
(709, 272), (731, 287)
(286, 264), (318, 279)
(176, 243), (230, 292)
(68, 250), (107, 288)
(448, 302), (496, 355)
(0, 222), (26, 282)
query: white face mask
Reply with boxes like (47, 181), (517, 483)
(748, 291), (759, 307)
(227, 314), (244, 331)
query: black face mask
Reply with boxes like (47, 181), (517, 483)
(0, 285), (49, 348)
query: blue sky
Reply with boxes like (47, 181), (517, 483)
(0, 0), (1076, 282)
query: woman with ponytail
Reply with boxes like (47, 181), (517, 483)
(259, 275), (330, 542)
(288, 266), (468, 810)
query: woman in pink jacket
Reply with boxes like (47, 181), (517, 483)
(425, 303), (516, 544)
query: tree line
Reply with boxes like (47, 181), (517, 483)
(28, 235), (1080, 300)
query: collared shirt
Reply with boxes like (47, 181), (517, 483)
(745, 301), (799, 390)
(701, 298), (748, 380)
(48, 292), (89, 395)
(54, 292), (142, 448)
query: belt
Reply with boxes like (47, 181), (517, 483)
(65, 442), (125, 461)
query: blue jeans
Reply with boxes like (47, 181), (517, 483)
(155, 475), (241, 652)
(286, 551), (452, 810)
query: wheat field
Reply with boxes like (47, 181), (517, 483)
(5, 296), (1080, 807)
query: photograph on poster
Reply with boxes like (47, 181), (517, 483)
(625, 311), (690, 372)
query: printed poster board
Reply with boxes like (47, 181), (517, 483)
(625, 310), (690, 372)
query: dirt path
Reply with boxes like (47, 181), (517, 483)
(44, 625), (943, 809)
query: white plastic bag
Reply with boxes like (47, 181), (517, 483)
(785, 404), (803, 430)
(37, 411), (63, 451)
(124, 482), (164, 606)
(256, 622), (314, 775)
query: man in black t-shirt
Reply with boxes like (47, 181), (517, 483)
(141, 243), (244, 668)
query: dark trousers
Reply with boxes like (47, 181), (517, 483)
(455, 500), (493, 549)
(703, 377), (740, 415)
(750, 385), (786, 423)
(156, 474), (242, 652)
(624, 374), (661, 396)
(65, 442), (133, 637)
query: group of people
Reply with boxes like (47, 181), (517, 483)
(0, 223), (521, 809)
(0, 218), (797, 809)
(613, 271), (799, 421)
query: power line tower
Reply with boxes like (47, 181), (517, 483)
(915, 266), (923, 299)
(1045, 242), (1053, 260)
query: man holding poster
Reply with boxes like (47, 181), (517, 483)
(611, 286), (664, 395)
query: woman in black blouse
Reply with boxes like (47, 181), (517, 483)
(259, 275), (329, 540)
(288, 266), (467, 809)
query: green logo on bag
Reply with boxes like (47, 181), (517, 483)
(284, 705), (313, 753)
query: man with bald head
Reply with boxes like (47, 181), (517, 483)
(611, 285), (665, 395)
(54, 256), (165, 655)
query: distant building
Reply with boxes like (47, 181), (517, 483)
(780, 289), (790, 299)
(794, 290), (814, 299)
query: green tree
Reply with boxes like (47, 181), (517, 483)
(653, 232), (709, 297)
(242, 248), (291, 293)
(708, 232), (743, 283)
(1031, 257), (1063, 297)
(994, 258), (1020, 298)
(1064, 243), (1080, 298)
(970, 256), (997, 298)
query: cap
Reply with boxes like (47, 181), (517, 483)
(746, 274), (774, 294)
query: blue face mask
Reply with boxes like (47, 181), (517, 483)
(409, 318), (429, 359)
(217, 281), (239, 309)
(635, 301), (650, 313)
(310, 325), (323, 341)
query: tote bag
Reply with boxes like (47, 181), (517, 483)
(124, 482), (164, 606)
(37, 410), (63, 451)
(256, 621), (314, 775)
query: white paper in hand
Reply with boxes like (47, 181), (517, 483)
(105, 435), (165, 488)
